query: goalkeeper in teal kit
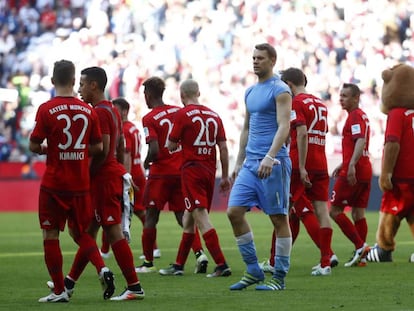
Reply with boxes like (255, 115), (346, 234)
(227, 43), (292, 291)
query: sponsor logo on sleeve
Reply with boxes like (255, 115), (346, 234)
(351, 124), (361, 135)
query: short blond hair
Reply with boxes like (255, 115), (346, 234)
(180, 79), (199, 98)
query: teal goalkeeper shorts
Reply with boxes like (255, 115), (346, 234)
(228, 157), (291, 215)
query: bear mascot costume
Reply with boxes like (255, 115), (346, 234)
(367, 63), (414, 262)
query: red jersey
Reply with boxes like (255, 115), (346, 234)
(384, 108), (414, 181)
(123, 120), (144, 177)
(142, 104), (182, 176)
(169, 104), (226, 172)
(339, 107), (372, 181)
(290, 93), (328, 172)
(93, 100), (126, 177)
(30, 96), (102, 192)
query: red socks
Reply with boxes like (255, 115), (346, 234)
(203, 229), (226, 266)
(112, 239), (139, 285)
(44, 239), (64, 294)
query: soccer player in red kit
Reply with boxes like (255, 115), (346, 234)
(159, 79), (231, 277)
(30, 60), (113, 302)
(64, 66), (144, 301)
(367, 106), (414, 262)
(99, 97), (157, 258)
(330, 83), (372, 267)
(282, 68), (336, 275)
(136, 77), (207, 274)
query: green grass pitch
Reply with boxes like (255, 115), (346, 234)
(1, 211), (413, 311)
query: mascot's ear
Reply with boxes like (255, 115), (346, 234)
(380, 68), (394, 114)
(381, 68), (393, 83)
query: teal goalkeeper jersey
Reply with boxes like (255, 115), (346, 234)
(245, 75), (291, 160)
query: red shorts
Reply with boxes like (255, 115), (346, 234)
(291, 195), (314, 217)
(380, 183), (414, 218)
(38, 188), (93, 235)
(290, 171), (328, 217)
(181, 163), (215, 213)
(91, 171), (123, 226)
(143, 176), (184, 212)
(330, 177), (370, 208)
(290, 171), (329, 202)
(132, 173), (146, 212)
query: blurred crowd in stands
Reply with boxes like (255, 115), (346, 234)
(0, 0), (412, 174)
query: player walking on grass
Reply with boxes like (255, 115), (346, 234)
(99, 97), (161, 260)
(61, 66), (144, 301)
(30, 60), (114, 303)
(227, 43), (292, 291)
(281, 67), (336, 276)
(330, 83), (372, 267)
(136, 77), (208, 274)
(159, 79), (231, 277)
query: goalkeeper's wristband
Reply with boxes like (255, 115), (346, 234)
(265, 154), (281, 165)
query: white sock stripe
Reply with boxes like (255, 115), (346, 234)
(236, 232), (254, 245)
(276, 237), (292, 256)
